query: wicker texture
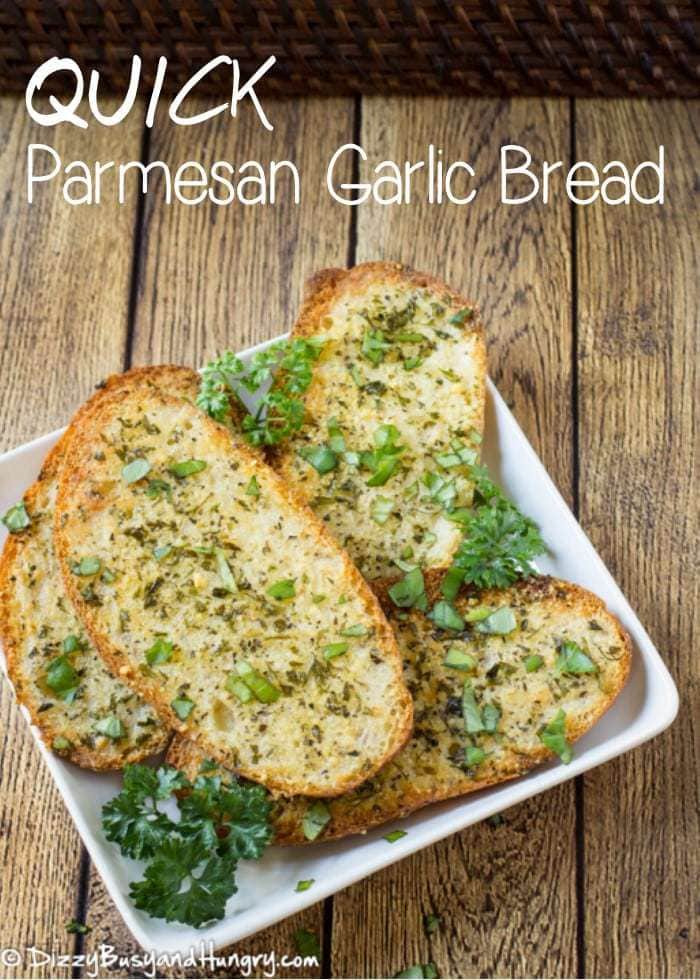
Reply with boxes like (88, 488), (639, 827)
(1, 1), (698, 98)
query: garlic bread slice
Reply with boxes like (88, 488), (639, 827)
(0, 366), (199, 769)
(273, 263), (487, 580)
(168, 573), (631, 841)
(54, 377), (412, 797)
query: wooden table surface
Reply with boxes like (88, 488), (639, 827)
(0, 95), (697, 980)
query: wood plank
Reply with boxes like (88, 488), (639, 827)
(80, 97), (354, 976)
(333, 97), (577, 979)
(576, 100), (699, 979)
(0, 96), (142, 974)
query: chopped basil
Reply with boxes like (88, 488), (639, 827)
(443, 646), (476, 671)
(52, 736), (72, 752)
(2, 501), (30, 533)
(524, 654), (544, 672)
(62, 634), (86, 654)
(299, 445), (338, 474)
(449, 307), (474, 325)
(370, 495), (394, 525)
(462, 682), (484, 733)
(225, 675), (253, 703)
(45, 656), (80, 702)
(361, 328), (390, 365)
(294, 929), (322, 960)
(403, 357), (422, 371)
(340, 623), (368, 637)
(429, 600), (465, 632)
(384, 829), (407, 843)
(388, 567), (427, 610)
(71, 556), (101, 576)
(475, 607), (517, 635)
(168, 459), (207, 478)
(266, 578), (295, 600)
(465, 745), (486, 766)
(463, 605), (493, 623)
(323, 642), (349, 660)
(145, 637), (173, 665)
(153, 544), (172, 562)
(482, 703), (501, 733)
(214, 548), (237, 592)
(235, 661), (280, 703)
(440, 565), (464, 601)
(538, 709), (573, 763)
(556, 640), (597, 675)
(245, 475), (260, 497)
(302, 800), (331, 841)
(65, 919), (91, 935)
(95, 716), (124, 740)
(121, 458), (151, 484)
(171, 696), (195, 721)
(327, 418), (346, 453)
(423, 471), (457, 512)
(146, 479), (172, 499)
(366, 455), (400, 487)
(394, 965), (437, 979)
(295, 879), (315, 892)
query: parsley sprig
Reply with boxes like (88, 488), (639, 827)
(197, 339), (324, 446)
(102, 764), (272, 928)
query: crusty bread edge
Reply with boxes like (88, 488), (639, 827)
(53, 377), (414, 797)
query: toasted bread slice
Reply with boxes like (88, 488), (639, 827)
(0, 367), (200, 769)
(168, 573), (631, 842)
(54, 375), (413, 797)
(272, 263), (487, 580)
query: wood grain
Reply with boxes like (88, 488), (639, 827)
(0, 97), (142, 975)
(333, 97), (578, 980)
(79, 96), (355, 977)
(576, 100), (699, 980)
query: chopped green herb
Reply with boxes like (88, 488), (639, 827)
(524, 654), (544, 672)
(295, 879), (315, 892)
(294, 928), (322, 960)
(538, 709), (573, 764)
(225, 675), (253, 703)
(2, 501), (30, 533)
(168, 459), (207, 478)
(443, 646), (476, 671)
(245, 475), (260, 497)
(556, 640), (597, 675)
(370, 495), (395, 525)
(361, 328), (391, 365)
(146, 479), (172, 500)
(465, 745), (486, 766)
(482, 703), (501, 733)
(45, 656), (80, 702)
(423, 471), (458, 512)
(463, 605), (494, 622)
(302, 800), (331, 841)
(122, 458), (151, 483)
(340, 623), (368, 637)
(362, 424), (405, 487)
(394, 965), (437, 979)
(71, 556), (101, 576)
(52, 736), (72, 751)
(462, 682), (484, 733)
(388, 567), (427, 610)
(323, 641), (349, 660)
(403, 356), (423, 371)
(429, 600), (465, 632)
(171, 696), (195, 721)
(327, 417), (346, 453)
(95, 716), (124, 740)
(449, 307), (474, 325)
(266, 578), (296, 600)
(66, 919), (91, 935)
(366, 455), (400, 487)
(235, 661), (281, 703)
(62, 634), (86, 654)
(384, 829), (407, 843)
(145, 637), (173, 666)
(440, 565), (464, 601)
(299, 444), (338, 474)
(153, 544), (172, 561)
(214, 548), (237, 592)
(475, 607), (517, 636)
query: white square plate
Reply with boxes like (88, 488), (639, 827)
(0, 335), (678, 955)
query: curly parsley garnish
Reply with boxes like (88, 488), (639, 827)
(102, 764), (273, 927)
(197, 338), (324, 447)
